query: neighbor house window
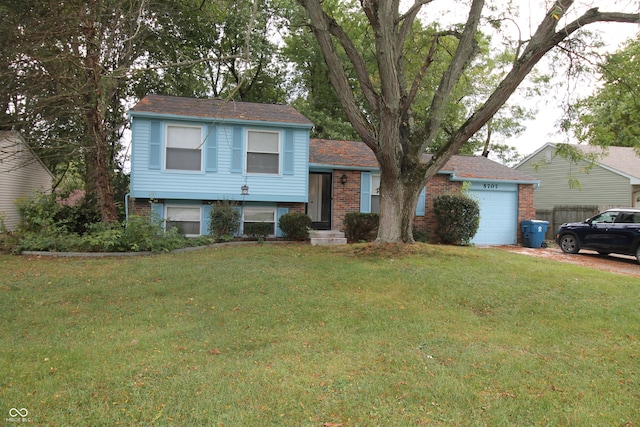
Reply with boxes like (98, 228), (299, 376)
(243, 207), (276, 236)
(166, 206), (201, 236)
(166, 125), (202, 171)
(371, 174), (381, 214)
(246, 130), (279, 174)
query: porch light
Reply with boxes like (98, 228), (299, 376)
(340, 173), (348, 185)
(241, 184), (249, 195)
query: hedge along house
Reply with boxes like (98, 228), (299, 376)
(310, 139), (539, 245)
(128, 95), (313, 237)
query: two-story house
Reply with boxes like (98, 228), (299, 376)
(128, 95), (313, 237)
(129, 95), (539, 245)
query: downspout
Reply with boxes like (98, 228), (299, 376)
(124, 193), (130, 223)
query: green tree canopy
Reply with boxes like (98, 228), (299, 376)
(569, 37), (640, 149)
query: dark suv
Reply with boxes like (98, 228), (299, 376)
(555, 208), (640, 263)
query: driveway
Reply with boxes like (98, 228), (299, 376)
(496, 245), (640, 278)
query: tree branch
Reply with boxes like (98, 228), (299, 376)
(427, 1), (640, 174)
(297, 0), (378, 148)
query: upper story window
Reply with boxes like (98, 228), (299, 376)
(166, 125), (203, 171)
(247, 130), (279, 174)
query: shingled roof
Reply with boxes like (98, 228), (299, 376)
(310, 138), (538, 182)
(130, 94), (313, 126)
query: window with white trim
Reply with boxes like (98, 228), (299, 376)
(243, 207), (276, 236)
(371, 174), (381, 214)
(246, 130), (279, 174)
(166, 206), (201, 236)
(166, 125), (203, 171)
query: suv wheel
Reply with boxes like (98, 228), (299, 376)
(559, 234), (580, 254)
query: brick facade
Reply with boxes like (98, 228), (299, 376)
(327, 170), (535, 245)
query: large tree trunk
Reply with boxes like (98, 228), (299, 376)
(376, 164), (424, 244)
(83, 13), (118, 224)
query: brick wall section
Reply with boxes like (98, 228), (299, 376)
(279, 202), (306, 214)
(517, 183), (536, 244)
(329, 170), (535, 245)
(331, 170), (362, 232)
(130, 198), (151, 217)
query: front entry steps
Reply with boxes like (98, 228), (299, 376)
(309, 230), (347, 246)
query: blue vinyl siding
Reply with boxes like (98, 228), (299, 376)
(130, 117), (310, 203)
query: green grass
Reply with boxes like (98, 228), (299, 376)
(1, 243), (638, 426)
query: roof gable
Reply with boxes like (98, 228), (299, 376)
(310, 139), (538, 182)
(130, 94), (313, 127)
(517, 142), (640, 181)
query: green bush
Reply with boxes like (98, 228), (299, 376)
(244, 222), (273, 240)
(433, 193), (480, 245)
(208, 200), (241, 241)
(413, 228), (429, 243)
(344, 212), (379, 243)
(278, 213), (311, 241)
(15, 191), (101, 235)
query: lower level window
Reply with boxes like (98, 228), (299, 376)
(243, 207), (276, 236)
(166, 206), (201, 236)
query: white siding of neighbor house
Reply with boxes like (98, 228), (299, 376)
(516, 146), (632, 210)
(0, 132), (53, 230)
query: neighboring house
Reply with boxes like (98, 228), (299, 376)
(0, 131), (54, 230)
(310, 139), (539, 245)
(128, 95), (538, 245)
(515, 143), (640, 210)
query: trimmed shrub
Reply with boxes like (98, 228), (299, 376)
(278, 213), (311, 241)
(433, 193), (480, 245)
(208, 200), (241, 241)
(413, 228), (429, 243)
(344, 212), (379, 243)
(244, 222), (273, 240)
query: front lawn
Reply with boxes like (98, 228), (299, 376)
(1, 244), (638, 426)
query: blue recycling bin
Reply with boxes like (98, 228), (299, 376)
(521, 220), (549, 248)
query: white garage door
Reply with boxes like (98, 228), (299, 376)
(469, 183), (518, 245)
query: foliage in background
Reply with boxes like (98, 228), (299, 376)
(433, 192), (480, 245)
(278, 212), (312, 241)
(208, 200), (241, 241)
(568, 38), (640, 151)
(344, 212), (379, 243)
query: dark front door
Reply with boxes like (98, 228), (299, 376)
(308, 172), (332, 230)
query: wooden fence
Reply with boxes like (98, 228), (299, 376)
(536, 205), (600, 240)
